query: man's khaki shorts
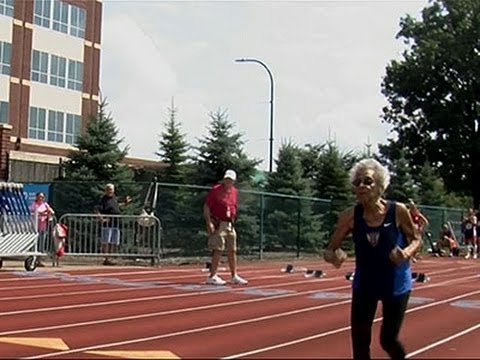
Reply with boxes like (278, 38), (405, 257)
(208, 221), (237, 251)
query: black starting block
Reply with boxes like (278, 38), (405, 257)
(412, 272), (430, 283)
(304, 269), (325, 278)
(345, 271), (355, 281)
(281, 264), (308, 273)
(281, 264), (295, 273)
(281, 264), (324, 278)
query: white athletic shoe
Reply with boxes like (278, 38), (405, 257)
(231, 274), (248, 285)
(206, 274), (226, 286)
(465, 252), (471, 259)
(474, 253), (478, 259)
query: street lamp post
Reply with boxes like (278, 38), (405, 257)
(235, 58), (275, 173)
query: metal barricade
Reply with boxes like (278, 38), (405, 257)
(0, 183), (43, 271)
(57, 213), (162, 266)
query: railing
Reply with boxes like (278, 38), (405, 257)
(57, 213), (162, 266)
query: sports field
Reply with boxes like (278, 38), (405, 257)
(0, 256), (479, 359)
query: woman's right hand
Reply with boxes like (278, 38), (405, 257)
(324, 248), (347, 268)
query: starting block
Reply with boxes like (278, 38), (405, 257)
(281, 264), (307, 273)
(412, 272), (430, 283)
(281, 264), (325, 278)
(281, 264), (294, 273)
(304, 269), (325, 278)
(343, 271), (429, 282)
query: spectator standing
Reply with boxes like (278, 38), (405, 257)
(30, 192), (55, 266)
(462, 208), (477, 259)
(203, 170), (248, 285)
(94, 183), (131, 265)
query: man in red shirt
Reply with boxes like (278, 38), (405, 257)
(203, 169), (248, 285)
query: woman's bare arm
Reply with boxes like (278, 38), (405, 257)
(324, 207), (354, 268)
(391, 203), (422, 264)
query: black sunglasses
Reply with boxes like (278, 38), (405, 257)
(352, 177), (375, 187)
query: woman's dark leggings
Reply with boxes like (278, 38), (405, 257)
(351, 290), (410, 360)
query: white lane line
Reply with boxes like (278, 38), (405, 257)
(0, 283), (351, 336)
(0, 265), (338, 292)
(23, 300), (354, 359)
(222, 288), (480, 359)
(0, 260), (469, 300)
(0, 269), (160, 282)
(406, 323), (480, 358)
(2, 263), (476, 316)
(0, 276), (352, 317)
(18, 275), (480, 359)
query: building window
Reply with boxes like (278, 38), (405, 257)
(67, 59), (82, 91)
(0, 41), (11, 75)
(31, 50), (49, 84)
(34, 0), (88, 40)
(65, 113), (80, 144)
(70, 5), (86, 39)
(50, 54), (66, 88)
(0, 0), (14, 17)
(29, 107), (81, 144)
(52, 0), (68, 34)
(0, 101), (8, 123)
(28, 106), (47, 140)
(34, 0), (51, 29)
(47, 110), (64, 142)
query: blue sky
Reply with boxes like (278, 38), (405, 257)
(100, 0), (429, 170)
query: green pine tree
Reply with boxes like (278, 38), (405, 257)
(385, 153), (417, 203)
(154, 102), (194, 254)
(195, 108), (259, 186)
(267, 141), (311, 196)
(156, 101), (189, 184)
(416, 162), (446, 206)
(314, 143), (352, 205)
(312, 142), (353, 249)
(265, 141), (321, 253)
(52, 100), (138, 215)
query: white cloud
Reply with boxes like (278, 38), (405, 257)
(100, 0), (427, 169)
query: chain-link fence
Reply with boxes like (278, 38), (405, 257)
(418, 205), (465, 249)
(46, 181), (467, 260)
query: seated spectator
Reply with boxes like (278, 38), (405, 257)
(438, 224), (459, 256)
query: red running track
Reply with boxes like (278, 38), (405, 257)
(0, 257), (479, 359)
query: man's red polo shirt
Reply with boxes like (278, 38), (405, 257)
(205, 183), (238, 221)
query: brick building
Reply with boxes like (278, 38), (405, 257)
(0, 0), (162, 182)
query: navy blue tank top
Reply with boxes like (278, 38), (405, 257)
(352, 201), (411, 298)
(464, 219), (476, 238)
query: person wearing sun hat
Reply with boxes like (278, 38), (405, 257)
(203, 169), (248, 286)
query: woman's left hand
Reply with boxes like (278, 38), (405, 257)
(389, 246), (409, 266)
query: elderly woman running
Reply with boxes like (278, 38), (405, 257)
(324, 158), (421, 360)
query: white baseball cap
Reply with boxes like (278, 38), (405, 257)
(224, 169), (237, 181)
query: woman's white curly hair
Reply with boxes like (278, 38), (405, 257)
(349, 158), (390, 193)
